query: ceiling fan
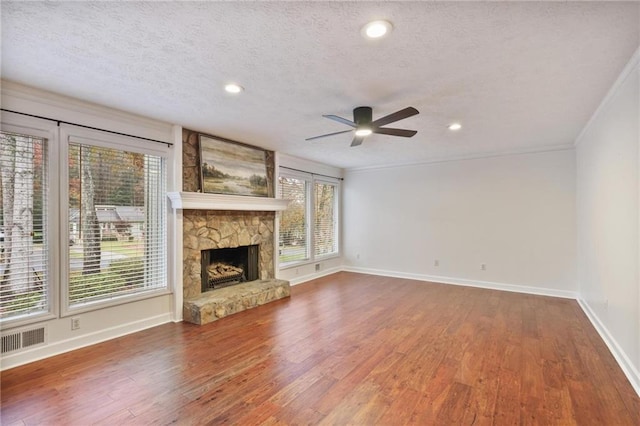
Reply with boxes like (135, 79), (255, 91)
(306, 106), (419, 147)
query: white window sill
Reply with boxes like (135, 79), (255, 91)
(278, 253), (340, 270)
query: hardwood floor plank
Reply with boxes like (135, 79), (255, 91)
(234, 401), (281, 425)
(493, 368), (522, 425)
(92, 408), (136, 425)
(282, 375), (337, 415)
(434, 381), (475, 425)
(1, 272), (638, 425)
(318, 380), (381, 425)
(376, 386), (422, 425)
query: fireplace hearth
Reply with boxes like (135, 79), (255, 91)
(201, 245), (259, 292)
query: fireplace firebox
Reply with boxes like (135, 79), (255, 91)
(201, 245), (259, 292)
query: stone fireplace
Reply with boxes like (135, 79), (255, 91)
(182, 210), (275, 300)
(173, 129), (291, 325)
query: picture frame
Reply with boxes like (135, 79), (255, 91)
(199, 134), (269, 197)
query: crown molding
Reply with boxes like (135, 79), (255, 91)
(574, 46), (640, 147)
(1, 80), (173, 141)
(345, 143), (575, 173)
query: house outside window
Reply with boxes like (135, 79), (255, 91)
(63, 132), (168, 313)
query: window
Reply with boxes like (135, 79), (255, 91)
(1, 110), (170, 326)
(278, 176), (309, 265)
(314, 181), (338, 257)
(0, 131), (50, 321)
(65, 136), (167, 311)
(278, 169), (339, 268)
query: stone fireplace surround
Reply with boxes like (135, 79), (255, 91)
(182, 209), (275, 300)
(175, 129), (291, 325)
(180, 209), (291, 325)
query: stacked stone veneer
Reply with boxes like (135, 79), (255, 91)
(183, 210), (276, 300)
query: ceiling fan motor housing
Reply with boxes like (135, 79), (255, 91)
(354, 106), (373, 126)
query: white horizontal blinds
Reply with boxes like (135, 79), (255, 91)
(279, 175), (309, 264)
(314, 181), (337, 257)
(0, 131), (49, 320)
(143, 155), (167, 291)
(67, 142), (166, 306)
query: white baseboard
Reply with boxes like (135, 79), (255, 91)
(341, 266), (577, 299)
(577, 299), (640, 397)
(1, 313), (172, 371)
(288, 266), (343, 286)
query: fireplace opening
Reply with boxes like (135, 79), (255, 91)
(201, 245), (259, 292)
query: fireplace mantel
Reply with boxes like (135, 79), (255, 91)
(167, 192), (289, 211)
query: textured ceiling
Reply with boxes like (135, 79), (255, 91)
(2, 1), (638, 169)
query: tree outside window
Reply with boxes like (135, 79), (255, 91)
(278, 171), (339, 268)
(0, 132), (48, 320)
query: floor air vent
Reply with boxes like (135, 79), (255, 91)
(1, 326), (46, 354)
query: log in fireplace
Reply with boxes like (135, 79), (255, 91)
(201, 245), (259, 292)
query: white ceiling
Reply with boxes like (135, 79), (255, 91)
(2, 1), (638, 170)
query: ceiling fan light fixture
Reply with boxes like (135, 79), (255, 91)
(362, 20), (393, 39)
(224, 83), (244, 94)
(448, 123), (462, 131)
(355, 128), (373, 137)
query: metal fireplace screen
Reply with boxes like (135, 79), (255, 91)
(201, 245), (259, 292)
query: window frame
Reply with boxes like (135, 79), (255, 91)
(0, 113), (59, 328)
(277, 170), (312, 268)
(313, 177), (340, 261)
(277, 168), (340, 270)
(59, 125), (171, 317)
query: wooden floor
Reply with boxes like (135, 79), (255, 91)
(2, 272), (639, 425)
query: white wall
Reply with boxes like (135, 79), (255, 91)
(276, 153), (344, 284)
(343, 149), (577, 297)
(1, 82), (177, 369)
(576, 49), (640, 392)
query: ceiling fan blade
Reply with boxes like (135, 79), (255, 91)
(350, 136), (365, 147)
(305, 129), (353, 141)
(323, 114), (357, 128)
(371, 107), (419, 128)
(374, 127), (417, 138)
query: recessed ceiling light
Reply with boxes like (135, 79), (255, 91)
(361, 20), (393, 39)
(355, 128), (372, 137)
(448, 123), (462, 131)
(224, 83), (244, 94)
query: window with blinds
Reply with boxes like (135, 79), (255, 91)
(67, 142), (166, 307)
(314, 181), (338, 257)
(278, 169), (340, 268)
(0, 131), (49, 321)
(278, 176), (309, 265)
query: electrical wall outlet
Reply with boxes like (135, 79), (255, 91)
(434, 260), (439, 267)
(481, 264), (486, 271)
(315, 264), (320, 271)
(71, 317), (80, 330)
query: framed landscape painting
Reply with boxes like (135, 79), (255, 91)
(199, 135), (269, 197)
